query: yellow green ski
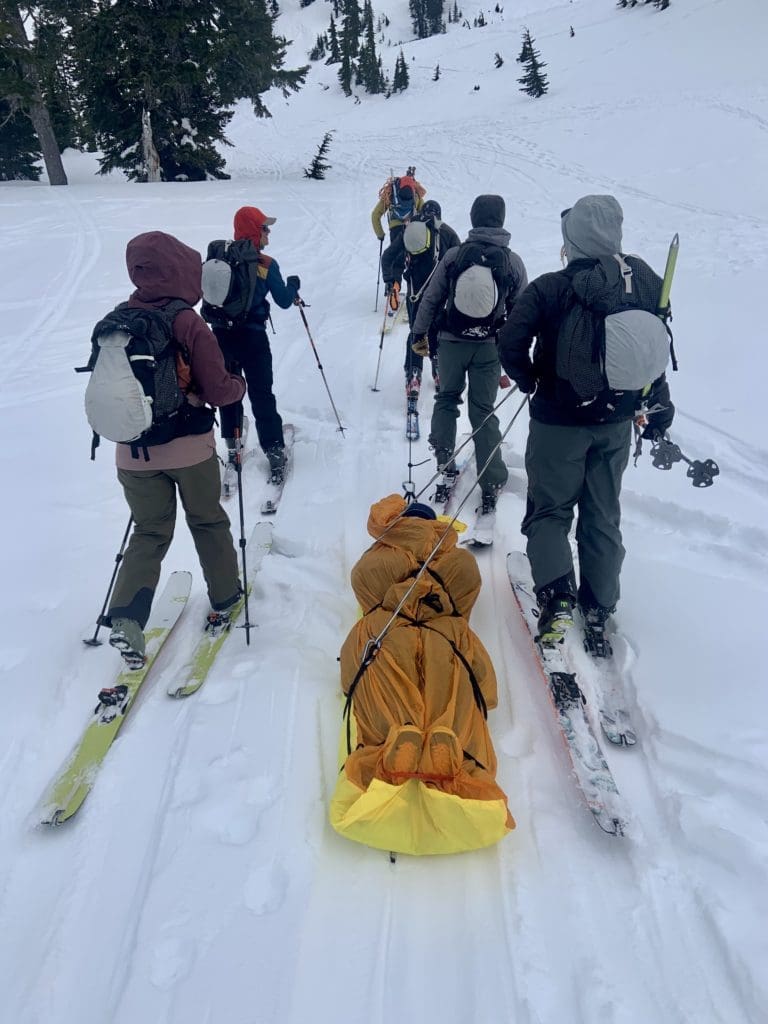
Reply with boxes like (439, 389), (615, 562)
(168, 521), (273, 699)
(40, 571), (192, 825)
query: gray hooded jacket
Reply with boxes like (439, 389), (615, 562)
(412, 225), (528, 342)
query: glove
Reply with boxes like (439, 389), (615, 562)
(514, 374), (536, 394)
(411, 336), (429, 357)
(286, 275), (300, 292)
(376, 233), (385, 243)
(641, 402), (675, 440)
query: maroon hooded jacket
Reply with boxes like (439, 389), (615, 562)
(115, 231), (245, 471)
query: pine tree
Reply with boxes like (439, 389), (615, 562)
(337, 0), (361, 95)
(310, 33), (327, 61)
(426, 0), (444, 36)
(409, 0), (428, 39)
(327, 16), (342, 64)
(0, 98), (41, 179)
(391, 50), (410, 92)
(358, 0), (384, 94)
(516, 28), (548, 98)
(75, 0), (307, 182)
(0, 3), (68, 184)
(304, 130), (334, 179)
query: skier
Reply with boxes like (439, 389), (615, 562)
(331, 494), (514, 854)
(210, 206), (301, 483)
(497, 195), (674, 642)
(403, 198), (460, 396)
(106, 231), (246, 666)
(371, 168), (426, 312)
(411, 194), (528, 515)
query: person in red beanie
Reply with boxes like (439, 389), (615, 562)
(207, 206), (301, 482)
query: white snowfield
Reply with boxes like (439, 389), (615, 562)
(1, 0), (766, 1021)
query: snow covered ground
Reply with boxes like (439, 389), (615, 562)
(1, 0), (767, 1021)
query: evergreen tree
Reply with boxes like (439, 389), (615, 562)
(326, 17), (342, 63)
(516, 28), (548, 98)
(75, 0), (307, 182)
(0, 3), (68, 184)
(309, 33), (327, 61)
(426, 0), (444, 36)
(357, 0), (384, 94)
(304, 130), (334, 179)
(517, 28), (533, 64)
(337, 0), (361, 96)
(0, 98), (41, 179)
(391, 50), (409, 92)
(338, 41), (354, 96)
(409, 0), (427, 39)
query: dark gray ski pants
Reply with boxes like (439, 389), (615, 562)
(109, 454), (240, 627)
(429, 339), (508, 493)
(522, 419), (631, 609)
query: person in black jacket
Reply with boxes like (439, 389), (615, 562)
(210, 206), (300, 483)
(403, 199), (460, 395)
(497, 195), (674, 642)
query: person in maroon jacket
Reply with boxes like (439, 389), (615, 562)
(107, 231), (247, 667)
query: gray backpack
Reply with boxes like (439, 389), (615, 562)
(554, 255), (670, 418)
(80, 300), (212, 459)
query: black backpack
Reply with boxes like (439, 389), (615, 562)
(79, 300), (213, 460)
(200, 239), (261, 328)
(442, 241), (514, 339)
(552, 255), (671, 419)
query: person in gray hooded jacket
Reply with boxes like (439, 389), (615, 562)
(497, 195), (674, 643)
(412, 194), (527, 513)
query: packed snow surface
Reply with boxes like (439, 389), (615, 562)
(1, 1), (766, 1021)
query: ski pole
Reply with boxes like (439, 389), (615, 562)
(371, 302), (390, 393)
(296, 300), (346, 434)
(374, 237), (384, 312)
(83, 515), (133, 647)
(233, 421), (252, 644)
(649, 433), (719, 488)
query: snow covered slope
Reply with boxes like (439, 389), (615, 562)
(0, 0), (766, 1021)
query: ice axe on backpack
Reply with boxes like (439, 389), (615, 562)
(649, 433), (720, 488)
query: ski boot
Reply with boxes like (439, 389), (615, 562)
(580, 603), (614, 658)
(109, 618), (146, 670)
(265, 444), (286, 485)
(535, 573), (577, 644)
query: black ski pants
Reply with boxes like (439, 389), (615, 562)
(214, 324), (284, 452)
(381, 225), (406, 289)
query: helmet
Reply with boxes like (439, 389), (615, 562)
(420, 199), (442, 220)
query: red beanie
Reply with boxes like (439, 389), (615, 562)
(233, 206), (277, 244)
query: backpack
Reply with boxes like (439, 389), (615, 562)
(442, 241), (514, 340)
(80, 300), (213, 460)
(201, 239), (261, 327)
(404, 220), (437, 259)
(553, 254), (670, 419)
(379, 173), (426, 221)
